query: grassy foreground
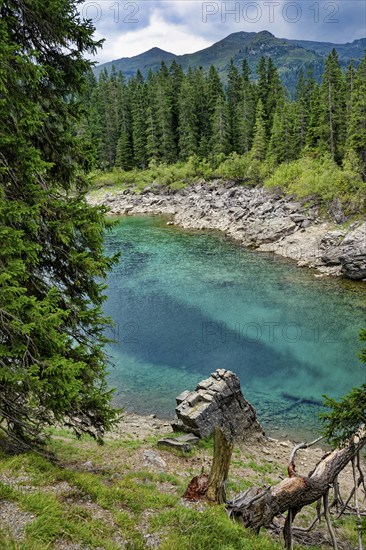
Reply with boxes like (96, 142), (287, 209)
(0, 423), (360, 549)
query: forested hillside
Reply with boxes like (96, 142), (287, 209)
(83, 51), (366, 211)
(93, 30), (366, 94)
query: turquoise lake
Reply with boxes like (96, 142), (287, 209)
(103, 215), (366, 438)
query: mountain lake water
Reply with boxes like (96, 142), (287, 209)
(103, 215), (366, 439)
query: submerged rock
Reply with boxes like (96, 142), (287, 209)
(172, 369), (264, 441)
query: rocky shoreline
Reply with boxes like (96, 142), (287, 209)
(89, 180), (366, 280)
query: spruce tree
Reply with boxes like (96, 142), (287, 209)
(0, 0), (118, 446)
(236, 74), (256, 154)
(145, 72), (161, 161)
(115, 71), (133, 170)
(178, 74), (198, 160)
(251, 99), (267, 161)
(306, 83), (325, 153)
(345, 60), (356, 124)
(211, 95), (230, 157)
(255, 56), (285, 135)
(153, 67), (176, 162)
(266, 57), (284, 131)
(130, 71), (148, 168)
(227, 60), (242, 151)
(268, 101), (296, 164)
(91, 71), (113, 168)
(346, 54), (366, 179)
(207, 65), (224, 123)
(309, 49), (346, 162)
(169, 60), (184, 149)
(146, 104), (160, 161)
(292, 68), (315, 154)
(105, 68), (121, 167)
(191, 68), (210, 157)
(115, 129), (133, 170)
(256, 56), (268, 108)
(242, 59), (251, 83)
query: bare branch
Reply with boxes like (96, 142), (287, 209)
(324, 490), (338, 549)
(352, 457), (364, 550)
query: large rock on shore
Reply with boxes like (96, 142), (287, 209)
(171, 369), (264, 441)
(340, 223), (366, 280)
(244, 218), (297, 245)
(320, 222), (366, 280)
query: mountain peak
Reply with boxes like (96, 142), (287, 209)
(93, 31), (366, 94)
(258, 30), (274, 37)
(146, 47), (170, 54)
(135, 47), (174, 59)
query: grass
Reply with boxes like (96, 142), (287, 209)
(150, 505), (286, 550)
(0, 428), (360, 549)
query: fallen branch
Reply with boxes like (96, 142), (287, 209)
(227, 428), (366, 540)
(288, 436), (324, 477)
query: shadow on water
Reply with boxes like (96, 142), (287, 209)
(103, 216), (366, 437)
(105, 287), (321, 382)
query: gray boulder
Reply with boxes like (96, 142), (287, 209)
(340, 223), (366, 280)
(157, 433), (199, 452)
(329, 197), (347, 224)
(319, 230), (346, 266)
(245, 218), (297, 245)
(171, 369), (264, 441)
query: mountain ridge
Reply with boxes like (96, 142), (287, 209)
(93, 31), (366, 93)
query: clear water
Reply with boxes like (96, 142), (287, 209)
(103, 215), (366, 438)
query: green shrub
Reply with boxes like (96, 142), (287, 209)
(265, 154), (365, 211)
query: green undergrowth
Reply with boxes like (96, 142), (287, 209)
(89, 152), (366, 217)
(90, 156), (214, 194)
(265, 153), (366, 214)
(0, 429), (358, 549)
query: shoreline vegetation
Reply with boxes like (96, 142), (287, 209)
(90, 153), (366, 216)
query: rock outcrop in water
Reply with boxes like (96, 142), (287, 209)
(89, 181), (366, 280)
(171, 369), (264, 440)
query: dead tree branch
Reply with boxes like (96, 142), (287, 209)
(227, 428), (366, 541)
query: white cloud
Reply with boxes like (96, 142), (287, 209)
(93, 10), (212, 62)
(80, 0), (366, 65)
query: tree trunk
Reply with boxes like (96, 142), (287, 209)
(206, 427), (234, 504)
(227, 428), (366, 533)
(183, 426), (234, 503)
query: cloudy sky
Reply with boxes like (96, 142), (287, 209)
(79, 1), (366, 64)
